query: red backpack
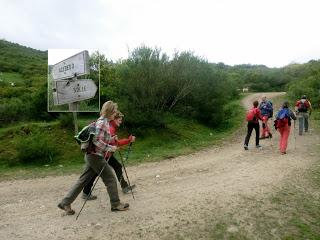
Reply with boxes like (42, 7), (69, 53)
(297, 100), (310, 112)
(274, 108), (289, 129)
(246, 109), (257, 121)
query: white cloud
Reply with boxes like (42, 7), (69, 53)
(1, 0), (320, 67)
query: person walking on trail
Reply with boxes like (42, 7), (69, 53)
(58, 101), (129, 215)
(82, 111), (136, 200)
(274, 101), (296, 155)
(295, 95), (312, 135)
(244, 100), (263, 150)
(259, 96), (273, 139)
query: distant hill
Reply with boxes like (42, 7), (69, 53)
(0, 39), (47, 81)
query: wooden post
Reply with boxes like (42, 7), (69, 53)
(69, 102), (79, 134)
(69, 75), (79, 134)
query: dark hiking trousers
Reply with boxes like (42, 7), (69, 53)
(244, 121), (260, 146)
(83, 155), (128, 195)
(60, 153), (120, 208)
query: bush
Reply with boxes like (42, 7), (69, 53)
(0, 97), (28, 123)
(16, 133), (59, 165)
(58, 113), (74, 129)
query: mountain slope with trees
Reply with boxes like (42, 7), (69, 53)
(0, 40), (319, 170)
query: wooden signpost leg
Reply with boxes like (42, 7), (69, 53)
(69, 102), (79, 134)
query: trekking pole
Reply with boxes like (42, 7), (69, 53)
(76, 153), (112, 220)
(293, 120), (296, 150)
(118, 143), (135, 200)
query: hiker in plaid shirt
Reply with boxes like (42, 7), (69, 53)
(58, 101), (130, 215)
(92, 115), (114, 157)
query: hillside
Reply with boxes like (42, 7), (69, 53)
(0, 39), (47, 78)
(0, 40), (49, 125)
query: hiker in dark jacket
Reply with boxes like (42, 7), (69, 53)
(58, 101), (129, 215)
(259, 96), (273, 139)
(295, 95), (312, 135)
(244, 100), (263, 150)
(275, 101), (296, 154)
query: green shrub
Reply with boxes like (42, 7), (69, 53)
(0, 97), (28, 123)
(16, 133), (59, 165)
(58, 113), (74, 129)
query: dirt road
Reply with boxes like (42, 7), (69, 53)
(1, 93), (319, 239)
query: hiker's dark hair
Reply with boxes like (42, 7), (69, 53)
(282, 101), (289, 108)
(253, 100), (259, 107)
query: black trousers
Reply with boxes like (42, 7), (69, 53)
(244, 121), (260, 146)
(83, 155), (128, 195)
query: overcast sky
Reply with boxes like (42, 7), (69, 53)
(1, 0), (320, 67)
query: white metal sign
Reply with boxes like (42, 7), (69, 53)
(53, 79), (97, 105)
(51, 51), (90, 80)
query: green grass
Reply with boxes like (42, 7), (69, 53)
(0, 99), (245, 181)
(0, 72), (24, 85)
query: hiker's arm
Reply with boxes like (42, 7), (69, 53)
(117, 135), (135, 146)
(256, 109), (263, 121)
(308, 101), (313, 114)
(289, 110), (297, 120)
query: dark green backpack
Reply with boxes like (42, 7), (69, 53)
(74, 121), (96, 153)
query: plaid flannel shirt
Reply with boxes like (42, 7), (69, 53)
(92, 116), (113, 156)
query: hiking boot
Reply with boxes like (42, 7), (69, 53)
(57, 203), (75, 215)
(244, 145), (249, 150)
(256, 145), (262, 149)
(259, 136), (266, 140)
(122, 184), (136, 194)
(281, 151), (286, 155)
(111, 202), (130, 212)
(82, 193), (97, 200)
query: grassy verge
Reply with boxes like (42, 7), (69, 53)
(0, 99), (245, 181)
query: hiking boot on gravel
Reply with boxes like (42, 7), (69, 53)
(244, 145), (249, 150)
(57, 203), (75, 215)
(111, 202), (130, 212)
(122, 184), (136, 194)
(82, 193), (97, 200)
(256, 145), (262, 149)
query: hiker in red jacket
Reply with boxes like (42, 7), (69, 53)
(274, 101), (296, 154)
(82, 111), (136, 200)
(106, 111), (136, 193)
(244, 100), (263, 150)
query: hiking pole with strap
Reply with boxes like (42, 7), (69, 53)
(76, 153), (112, 220)
(118, 143), (135, 200)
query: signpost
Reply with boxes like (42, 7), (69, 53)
(51, 51), (90, 80)
(51, 50), (98, 134)
(53, 79), (97, 105)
